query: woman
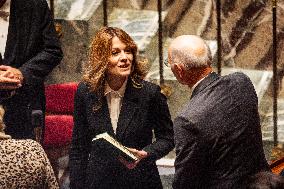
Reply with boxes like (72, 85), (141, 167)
(69, 27), (174, 189)
(0, 105), (59, 189)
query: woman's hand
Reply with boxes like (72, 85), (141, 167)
(119, 148), (148, 169)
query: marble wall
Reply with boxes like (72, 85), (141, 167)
(46, 0), (284, 143)
(47, 0), (112, 83)
(45, 2), (284, 187)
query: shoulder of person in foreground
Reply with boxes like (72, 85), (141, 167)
(1, 139), (59, 188)
(20, 139), (59, 188)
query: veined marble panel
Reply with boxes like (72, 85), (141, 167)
(108, 8), (167, 63)
(46, 0), (111, 83)
(52, 0), (103, 20)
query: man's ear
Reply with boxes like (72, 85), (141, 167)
(174, 63), (185, 80)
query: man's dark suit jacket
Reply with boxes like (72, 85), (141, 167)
(173, 72), (269, 189)
(2, 0), (62, 138)
(69, 79), (174, 189)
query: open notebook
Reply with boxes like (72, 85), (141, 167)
(92, 132), (139, 163)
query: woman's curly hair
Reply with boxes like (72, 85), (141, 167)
(83, 27), (149, 110)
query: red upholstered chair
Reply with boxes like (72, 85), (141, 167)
(43, 82), (78, 181)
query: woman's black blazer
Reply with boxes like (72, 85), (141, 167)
(69, 79), (174, 189)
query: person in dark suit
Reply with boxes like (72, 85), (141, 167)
(0, 0), (63, 139)
(167, 35), (269, 189)
(69, 27), (174, 189)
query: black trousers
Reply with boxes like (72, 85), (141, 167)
(4, 102), (34, 139)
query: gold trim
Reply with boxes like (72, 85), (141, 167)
(55, 23), (63, 38)
(160, 84), (172, 98)
(272, 0), (277, 8)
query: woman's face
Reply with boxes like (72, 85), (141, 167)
(107, 36), (133, 79)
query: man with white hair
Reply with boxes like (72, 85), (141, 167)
(167, 35), (269, 189)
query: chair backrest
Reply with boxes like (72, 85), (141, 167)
(45, 82), (78, 114)
(43, 82), (78, 147)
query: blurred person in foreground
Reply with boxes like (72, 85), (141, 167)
(0, 105), (59, 189)
(167, 35), (269, 189)
(0, 0), (62, 139)
(69, 26), (174, 189)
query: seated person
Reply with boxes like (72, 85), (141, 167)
(0, 105), (59, 189)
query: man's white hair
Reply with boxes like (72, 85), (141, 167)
(169, 35), (212, 69)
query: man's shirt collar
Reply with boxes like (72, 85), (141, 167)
(191, 72), (213, 91)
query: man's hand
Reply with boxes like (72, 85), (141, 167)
(119, 148), (148, 169)
(0, 65), (22, 90)
(0, 65), (24, 84)
(0, 75), (21, 89)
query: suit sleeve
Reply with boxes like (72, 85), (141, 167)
(143, 85), (174, 160)
(69, 84), (91, 189)
(19, 0), (63, 85)
(172, 116), (207, 189)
